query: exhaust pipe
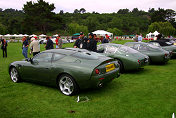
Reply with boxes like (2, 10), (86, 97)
(98, 83), (103, 88)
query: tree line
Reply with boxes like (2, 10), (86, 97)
(0, 0), (176, 36)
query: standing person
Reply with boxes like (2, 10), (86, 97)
(45, 36), (54, 50)
(55, 35), (63, 49)
(74, 32), (88, 49)
(1, 39), (8, 58)
(102, 36), (109, 43)
(87, 33), (97, 52)
(138, 34), (142, 42)
(22, 36), (29, 59)
(30, 36), (40, 56)
(134, 34), (138, 42)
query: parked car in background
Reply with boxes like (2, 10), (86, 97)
(96, 43), (149, 72)
(124, 42), (170, 64)
(149, 40), (176, 58)
(9, 48), (120, 96)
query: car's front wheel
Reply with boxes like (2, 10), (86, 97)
(57, 74), (79, 96)
(10, 67), (20, 83)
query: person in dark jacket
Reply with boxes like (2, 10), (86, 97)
(102, 36), (109, 43)
(1, 39), (8, 58)
(74, 32), (88, 49)
(45, 36), (54, 50)
(87, 33), (97, 52)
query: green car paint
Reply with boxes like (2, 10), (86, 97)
(9, 48), (120, 96)
(149, 41), (176, 58)
(96, 43), (149, 72)
(124, 42), (170, 63)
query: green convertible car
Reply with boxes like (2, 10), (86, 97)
(9, 48), (120, 96)
(124, 42), (170, 64)
(96, 43), (149, 72)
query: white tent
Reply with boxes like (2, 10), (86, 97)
(53, 34), (58, 37)
(23, 34), (29, 37)
(30, 34), (37, 37)
(4, 34), (12, 37)
(13, 34), (18, 37)
(146, 32), (154, 38)
(0, 34), (3, 37)
(153, 31), (159, 36)
(39, 34), (46, 37)
(92, 30), (113, 37)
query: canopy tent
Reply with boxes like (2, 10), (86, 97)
(4, 34), (12, 37)
(30, 34), (37, 37)
(73, 33), (80, 36)
(153, 31), (159, 36)
(39, 34), (46, 37)
(53, 34), (58, 37)
(18, 34), (24, 37)
(0, 34), (3, 37)
(146, 32), (154, 38)
(23, 34), (29, 37)
(92, 30), (113, 37)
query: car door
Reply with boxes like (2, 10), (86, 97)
(22, 52), (53, 82)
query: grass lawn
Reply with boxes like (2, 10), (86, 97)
(0, 40), (176, 118)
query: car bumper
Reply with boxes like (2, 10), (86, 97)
(79, 68), (120, 89)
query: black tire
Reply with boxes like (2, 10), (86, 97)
(57, 74), (79, 96)
(116, 59), (124, 73)
(10, 67), (21, 83)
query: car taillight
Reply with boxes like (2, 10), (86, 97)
(138, 59), (140, 64)
(95, 69), (100, 74)
(99, 78), (104, 80)
(165, 54), (168, 57)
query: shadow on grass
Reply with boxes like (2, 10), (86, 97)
(17, 78), (123, 97)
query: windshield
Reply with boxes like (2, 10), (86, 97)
(119, 46), (138, 53)
(148, 44), (160, 49)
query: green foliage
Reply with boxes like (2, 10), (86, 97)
(0, 23), (7, 34)
(0, 5), (175, 35)
(148, 22), (176, 36)
(107, 28), (123, 36)
(68, 23), (88, 35)
(23, 0), (62, 34)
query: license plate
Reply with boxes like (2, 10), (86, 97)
(106, 63), (115, 72)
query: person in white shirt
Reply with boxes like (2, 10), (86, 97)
(30, 36), (40, 56)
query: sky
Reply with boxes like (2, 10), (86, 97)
(0, 0), (176, 13)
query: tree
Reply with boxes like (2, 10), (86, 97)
(0, 23), (7, 34)
(79, 8), (86, 14)
(150, 8), (176, 26)
(73, 9), (79, 14)
(23, 0), (62, 34)
(59, 10), (64, 15)
(68, 23), (88, 35)
(148, 22), (176, 36)
(107, 28), (123, 36)
(117, 9), (130, 14)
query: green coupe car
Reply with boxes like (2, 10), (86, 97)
(149, 40), (176, 58)
(9, 48), (120, 96)
(124, 42), (170, 64)
(96, 43), (149, 72)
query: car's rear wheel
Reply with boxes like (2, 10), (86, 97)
(57, 74), (79, 96)
(115, 59), (124, 73)
(10, 67), (20, 83)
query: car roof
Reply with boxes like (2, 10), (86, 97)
(149, 40), (170, 46)
(100, 43), (122, 47)
(125, 42), (148, 45)
(43, 49), (77, 55)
